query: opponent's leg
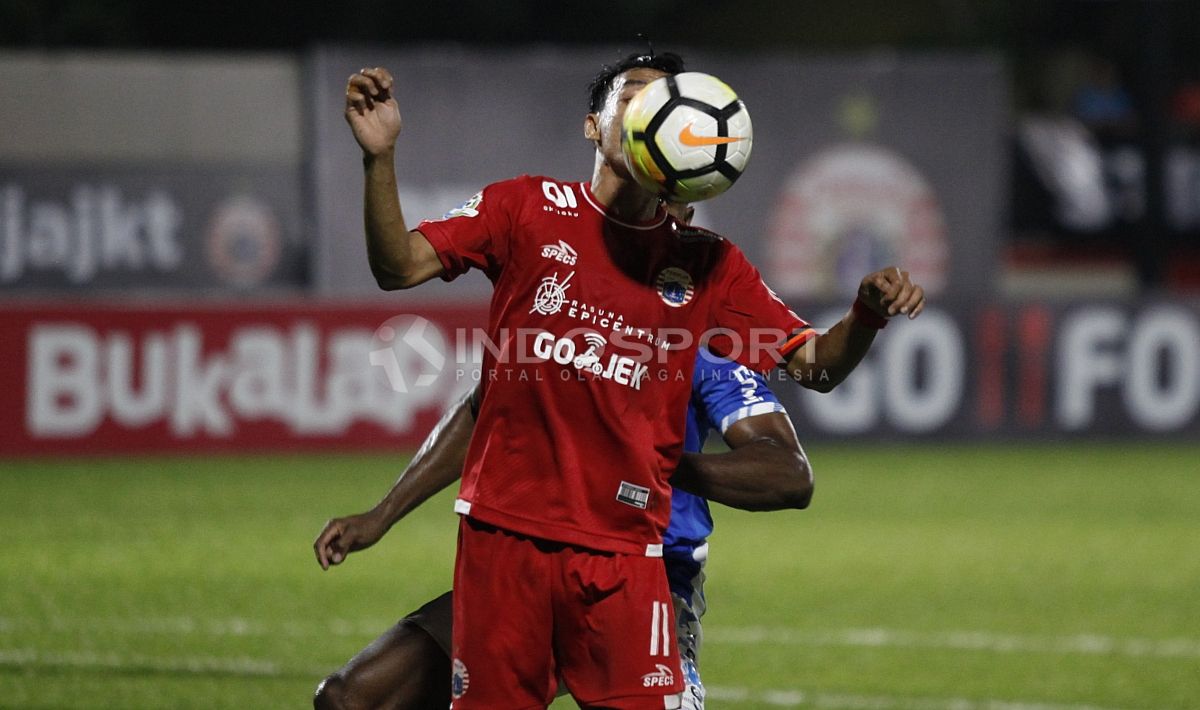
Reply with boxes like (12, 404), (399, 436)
(665, 546), (708, 710)
(314, 592), (453, 710)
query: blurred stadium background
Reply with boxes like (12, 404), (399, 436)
(1, 1), (1198, 708)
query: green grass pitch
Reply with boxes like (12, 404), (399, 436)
(1, 443), (1197, 709)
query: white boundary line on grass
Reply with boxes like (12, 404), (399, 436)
(705, 626), (1200, 660)
(0, 647), (1135, 710)
(705, 686), (1133, 710)
(0, 647), (284, 676)
(3, 616), (1198, 660)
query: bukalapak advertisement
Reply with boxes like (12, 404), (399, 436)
(1, 298), (1197, 456)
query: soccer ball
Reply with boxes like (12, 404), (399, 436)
(621, 72), (753, 203)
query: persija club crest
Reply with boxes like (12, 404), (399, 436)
(452, 658), (470, 698)
(655, 267), (694, 307)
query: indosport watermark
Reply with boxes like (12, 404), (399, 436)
(369, 315), (823, 394)
(369, 315), (447, 393)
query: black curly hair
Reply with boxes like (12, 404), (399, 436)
(587, 50), (685, 114)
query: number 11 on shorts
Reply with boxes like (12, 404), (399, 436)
(649, 601), (671, 656)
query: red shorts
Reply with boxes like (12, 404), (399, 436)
(450, 517), (683, 709)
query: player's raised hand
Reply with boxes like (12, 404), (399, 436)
(858, 266), (926, 320)
(345, 67), (401, 156)
(313, 511), (388, 570)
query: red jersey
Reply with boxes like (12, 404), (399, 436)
(417, 176), (812, 556)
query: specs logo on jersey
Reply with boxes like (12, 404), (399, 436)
(540, 240), (578, 265)
(441, 191), (482, 219)
(656, 267), (695, 307)
(642, 663), (676, 688)
(451, 658), (470, 698)
(530, 270), (574, 315)
(541, 180), (580, 217)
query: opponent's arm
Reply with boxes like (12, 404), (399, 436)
(787, 266), (926, 393)
(314, 388), (475, 570)
(345, 67), (444, 290)
(672, 412), (812, 512)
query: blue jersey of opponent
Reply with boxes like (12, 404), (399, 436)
(663, 351), (786, 560)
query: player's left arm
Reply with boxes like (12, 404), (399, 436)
(787, 266), (926, 393)
(314, 387), (475, 570)
(345, 67), (446, 290)
(672, 411), (812, 511)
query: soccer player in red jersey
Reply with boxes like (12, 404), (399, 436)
(343, 51), (925, 708)
(313, 206), (810, 710)
(312, 365), (811, 710)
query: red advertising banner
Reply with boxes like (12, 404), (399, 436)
(2, 298), (1198, 456)
(0, 301), (488, 456)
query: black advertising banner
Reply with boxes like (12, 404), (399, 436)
(307, 47), (1005, 304)
(0, 164), (305, 293)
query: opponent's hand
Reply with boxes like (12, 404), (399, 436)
(313, 510), (388, 570)
(858, 266), (926, 320)
(344, 67), (401, 157)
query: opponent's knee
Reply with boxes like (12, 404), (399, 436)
(313, 673), (356, 710)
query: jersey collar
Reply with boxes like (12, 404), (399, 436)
(580, 182), (668, 230)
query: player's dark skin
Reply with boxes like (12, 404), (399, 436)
(344, 65), (928, 393)
(313, 386), (811, 710)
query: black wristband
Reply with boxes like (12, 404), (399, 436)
(852, 297), (888, 329)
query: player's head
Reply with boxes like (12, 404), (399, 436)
(586, 51), (686, 115)
(584, 50), (685, 178)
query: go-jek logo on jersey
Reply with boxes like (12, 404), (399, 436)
(532, 330), (649, 390)
(642, 663), (676, 688)
(540, 239), (578, 265)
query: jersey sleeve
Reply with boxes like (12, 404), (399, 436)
(414, 179), (521, 282)
(708, 243), (816, 372)
(694, 352), (787, 434)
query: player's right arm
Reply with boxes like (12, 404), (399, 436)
(345, 67), (444, 290)
(314, 388), (475, 570)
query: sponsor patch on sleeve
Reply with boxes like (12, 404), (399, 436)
(441, 191), (483, 219)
